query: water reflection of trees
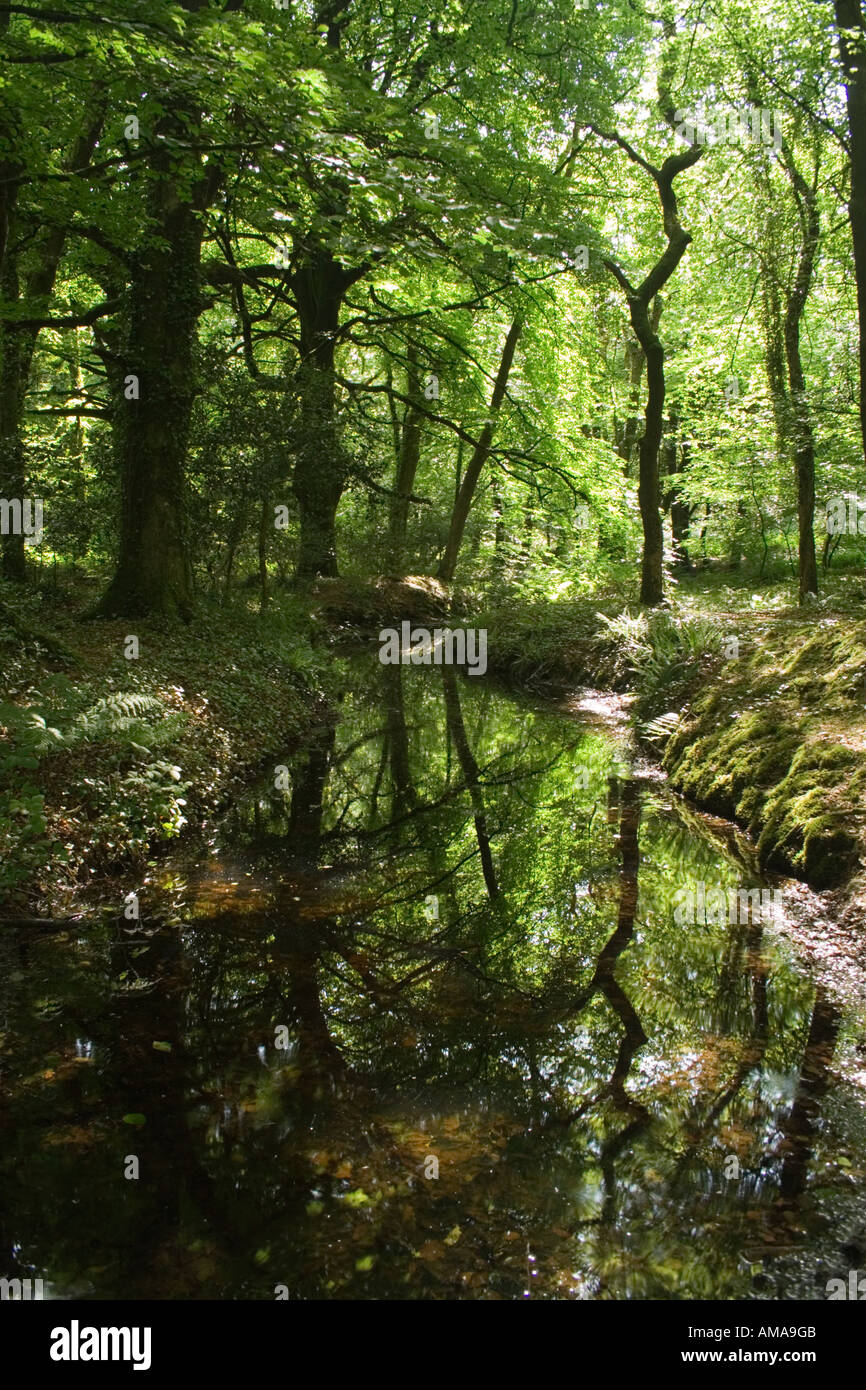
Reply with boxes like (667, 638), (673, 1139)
(0, 659), (856, 1299)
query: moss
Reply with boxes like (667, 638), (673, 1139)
(312, 575), (449, 627)
(755, 741), (861, 885)
(802, 827), (861, 888)
(750, 736), (800, 786)
(660, 617), (866, 893)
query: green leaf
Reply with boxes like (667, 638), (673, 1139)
(343, 1188), (370, 1207)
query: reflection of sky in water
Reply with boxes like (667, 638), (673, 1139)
(1, 654), (866, 1301)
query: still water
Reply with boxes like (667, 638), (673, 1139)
(2, 655), (866, 1299)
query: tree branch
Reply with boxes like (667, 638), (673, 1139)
(5, 297), (119, 329)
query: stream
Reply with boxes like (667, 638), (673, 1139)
(3, 651), (866, 1300)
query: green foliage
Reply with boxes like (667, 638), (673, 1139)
(597, 609), (724, 714)
(0, 584), (338, 904)
(0, 689), (184, 766)
(0, 789), (60, 900)
(79, 757), (191, 861)
(0, 681), (192, 895)
(2, 0), (866, 910)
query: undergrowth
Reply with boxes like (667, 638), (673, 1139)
(0, 583), (338, 909)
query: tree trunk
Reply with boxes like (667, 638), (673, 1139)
(662, 411), (691, 569)
(781, 152), (821, 602)
(616, 299), (662, 473)
(291, 252), (356, 582)
(258, 492), (269, 612)
(438, 315), (523, 585)
(96, 191), (202, 619)
(729, 499), (747, 569)
(787, 347), (819, 603)
(0, 41), (27, 580)
(222, 502), (247, 603)
(834, 0), (866, 464)
(442, 665), (499, 900)
(761, 259), (789, 467)
(752, 126), (793, 481)
(492, 484), (507, 568)
(601, 136), (702, 607)
(0, 111), (103, 580)
(96, 1), (234, 618)
(293, 467), (342, 580)
(0, 258), (28, 579)
(388, 343), (421, 573)
(382, 661), (418, 820)
(634, 312), (666, 605)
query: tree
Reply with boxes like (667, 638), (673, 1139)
(596, 125), (702, 605)
(0, 12), (105, 580)
(833, 0), (866, 464)
(438, 313), (523, 584)
(388, 341), (422, 574)
(779, 140), (821, 602)
(95, 2), (255, 617)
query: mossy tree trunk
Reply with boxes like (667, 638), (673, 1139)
(96, 0), (231, 619)
(291, 251), (363, 582)
(781, 148), (821, 603)
(96, 186), (203, 619)
(0, 112), (103, 580)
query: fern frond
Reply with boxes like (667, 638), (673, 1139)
(76, 693), (164, 735)
(640, 711), (682, 745)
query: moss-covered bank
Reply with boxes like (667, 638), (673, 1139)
(656, 614), (866, 891)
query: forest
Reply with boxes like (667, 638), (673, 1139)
(3, 0), (866, 1320)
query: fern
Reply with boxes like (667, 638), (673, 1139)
(595, 607), (724, 715)
(596, 609), (650, 657)
(640, 710), (682, 746)
(0, 691), (171, 770)
(75, 693), (164, 734)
